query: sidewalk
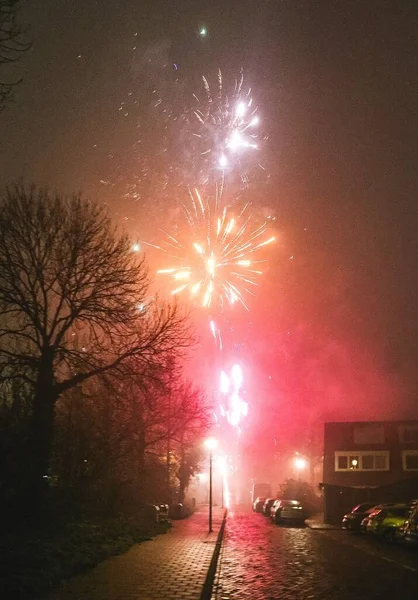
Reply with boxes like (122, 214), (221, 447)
(305, 513), (340, 530)
(48, 507), (225, 600)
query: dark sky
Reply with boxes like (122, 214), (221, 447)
(1, 0), (418, 419)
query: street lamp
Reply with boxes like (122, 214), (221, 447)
(204, 437), (218, 532)
(294, 457), (308, 471)
(294, 455), (308, 482)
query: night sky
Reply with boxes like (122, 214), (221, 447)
(1, 0), (418, 434)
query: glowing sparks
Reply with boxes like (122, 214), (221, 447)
(193, 70), (261, 178)
(220, 364), (248, 428)
(154, 188), (275, 310)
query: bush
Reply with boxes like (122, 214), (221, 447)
(277, 478), (322, 516)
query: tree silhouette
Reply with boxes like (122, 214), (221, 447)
(0, 1), (30, 109)
(0, 184), (193, 514)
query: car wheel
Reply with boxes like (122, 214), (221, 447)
(383, 528), (396, 543)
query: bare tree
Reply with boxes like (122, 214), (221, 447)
(52, 369), (211, 511)
(0, 184), (193, 510)
(171, 382), (210, 502)
(0, 1), (30, 109)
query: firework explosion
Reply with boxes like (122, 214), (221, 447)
(139, 68), (274, 506)
(193, 70), (262, 185)
(154, 188), (275, 311)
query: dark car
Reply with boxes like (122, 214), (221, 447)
(272, 500), (305, 525)
(342, 502), (378, 532)
(253, 496), (266, 512)
(263, 498), (276, 516)
(366, 504), (408, 541)
(396, 507), (418, 547)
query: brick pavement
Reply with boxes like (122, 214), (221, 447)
(48, 507), (224, 600)
(213, 506), (418, 600)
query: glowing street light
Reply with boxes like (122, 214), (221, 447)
(204, 437), (218, 532)
(294, 454), (308, 483)
(204, 437), (218, 452)
(294, 457), (308, 471)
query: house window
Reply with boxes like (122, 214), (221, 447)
(402, 451), (418, 471)
(354, 425), (384, 445)
(399, 426), (418, 444)
(337, 455), (348, 470)
(335, 451), (389, 471)
(362, 455), (374, 470)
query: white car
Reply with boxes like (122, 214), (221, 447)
(271, 500), (305, 524)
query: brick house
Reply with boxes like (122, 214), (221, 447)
(322, 420), (418, 523)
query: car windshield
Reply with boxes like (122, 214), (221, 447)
(389, 508), (407, 517)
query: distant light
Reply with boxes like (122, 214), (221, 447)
(132, 243), (141, 252)
(219, 154), (228, 168)
(351, 459), (358, 467)
(204, 437), (218, 451)
(199, 27), (207, 36)
(294, 457), (308, 471)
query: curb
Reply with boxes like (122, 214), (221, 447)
(200, 508), (228, 600)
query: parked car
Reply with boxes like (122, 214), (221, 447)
(395, 507), (418, 547)
(342, 503), (377, 532)
(359, 503), (398, 533)
(270, 499), (281, 519)
(271, 500), (305, 525)
(366, 504), (408, 541)
(263, 498), (276, 516)
(407, 499), (418, 514)
(253, 496), (266, 512)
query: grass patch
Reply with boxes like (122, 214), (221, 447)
(0, 516), (169, 599)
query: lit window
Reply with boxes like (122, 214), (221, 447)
(335, 451), (389, 472)
(349, 456), (359, 470)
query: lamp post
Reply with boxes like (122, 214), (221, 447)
(204, 437), (218, 532)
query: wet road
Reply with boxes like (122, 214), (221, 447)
(213, 507), (418, 600)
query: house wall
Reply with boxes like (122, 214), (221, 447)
(323, 420), (418, 523)
(324, 420), (418, 487)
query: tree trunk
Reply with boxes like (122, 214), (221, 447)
(28, 352), (57, 519)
